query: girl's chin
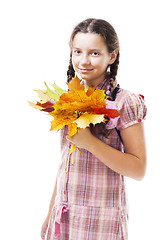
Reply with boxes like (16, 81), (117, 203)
(76, 73), (92, 82)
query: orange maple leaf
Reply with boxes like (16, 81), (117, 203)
(52, 86), (106, 117)
(67, 76), (85, 92)
(86, 87), (95, 96)
(50, 116), (77, 131)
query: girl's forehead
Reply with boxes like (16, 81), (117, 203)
(72, 32), (107, 50)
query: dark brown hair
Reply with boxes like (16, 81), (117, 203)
(67, 18), (120, 83)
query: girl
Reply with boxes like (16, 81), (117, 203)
(41, 18), (147, 240)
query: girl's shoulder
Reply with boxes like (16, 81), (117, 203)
(115, 88), (145, 108)
(115, 88), (147, 131)
(115, 87), (141, 101)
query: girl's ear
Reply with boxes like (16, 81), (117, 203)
(109, 50), (118, 65)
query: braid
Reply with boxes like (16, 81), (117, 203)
(109, 52), (120, 81)
(90, 53), (120, 138)
(67, 55), (75, 83)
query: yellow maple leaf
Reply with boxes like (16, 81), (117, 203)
(68, 122), (78, 138)
(50, 118), (67, 131)
(34, 89), (51, 103)
(74, 113), (104, 128)
(90, 88), (106, 103)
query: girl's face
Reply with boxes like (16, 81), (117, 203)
(72, 33), (115, 87)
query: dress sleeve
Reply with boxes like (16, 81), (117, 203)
(116, 92), (147, 131)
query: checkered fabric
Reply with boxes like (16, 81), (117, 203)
(46, 80), (147, 240)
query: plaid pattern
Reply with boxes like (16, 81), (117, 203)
(46, 81), (147, 240)
(47, 204), (128, 240)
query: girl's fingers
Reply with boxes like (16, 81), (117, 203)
(41, 222), (48, 239)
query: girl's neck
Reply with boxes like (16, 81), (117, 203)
(82, 76), (106, 88)
(80, 74), (117, 98)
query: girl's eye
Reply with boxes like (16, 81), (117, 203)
(74, 50), (81, 54)
(91, 52), (99, 56)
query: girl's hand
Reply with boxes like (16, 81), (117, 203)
(68, 127), (94, 150)
(41, 217), (49, 240)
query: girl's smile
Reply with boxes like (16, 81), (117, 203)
(71, 32), (116, 87)
(78, 67), (93, 73)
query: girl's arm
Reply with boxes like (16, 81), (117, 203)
(41, 179), (57, 239)
(69, 123), (147, 181)
(46, 179), (57, 221)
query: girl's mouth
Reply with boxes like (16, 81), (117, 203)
(79, 68), (93, 73)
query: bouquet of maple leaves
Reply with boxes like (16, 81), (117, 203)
(29, 76), (120, 171)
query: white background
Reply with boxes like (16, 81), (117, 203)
(0, 0), (159, 239)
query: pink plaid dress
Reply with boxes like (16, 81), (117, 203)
(46, 79), (147, 240)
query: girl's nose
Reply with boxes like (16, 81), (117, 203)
(80, 54), (90, 65)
